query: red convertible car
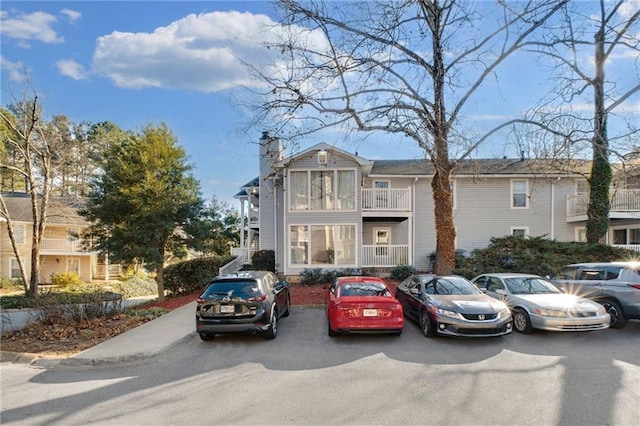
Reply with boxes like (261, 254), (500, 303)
(325, 276), (404, 336)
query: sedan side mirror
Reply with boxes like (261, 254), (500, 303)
(410, 288), (420, 295)
(495, 289), (507, 295)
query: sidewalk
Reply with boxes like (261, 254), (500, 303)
(1, 301), (197, 368)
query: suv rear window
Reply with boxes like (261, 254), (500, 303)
(579, 267), (620, 280)
(203, 280), (262, 297)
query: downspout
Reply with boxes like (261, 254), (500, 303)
(412, 177), (418, 267)
(551, 177), (559, 240)
(273, 177), (278, 275)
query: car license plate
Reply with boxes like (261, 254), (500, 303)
(363, 309), (378, 317)
(220, 304), (234, 313)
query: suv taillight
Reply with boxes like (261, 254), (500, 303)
(247, 294), (268, 302)
(629, 284), (640, 290)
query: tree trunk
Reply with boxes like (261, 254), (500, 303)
(586, 21), (611, 243)
(431, 166), (456, 275)
(156, 264), (165, 302)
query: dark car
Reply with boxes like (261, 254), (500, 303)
(549, 262), (640, 329)
(395, 274), (512, 337)
(195, 270), (290, 341)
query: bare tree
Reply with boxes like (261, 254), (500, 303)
(0, 87), (57, 296)
(250, 0), (567, 273)
(520, 1), (640, 243)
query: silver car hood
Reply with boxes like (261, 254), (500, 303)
(511, 293), (601, 311)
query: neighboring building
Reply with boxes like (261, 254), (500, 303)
(0, 192), (115, 283)
(230, 133), (640, 277)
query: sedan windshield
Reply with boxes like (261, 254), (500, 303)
(340, 283), (390, 297)
(426, 277), (480, 295)
(504, 277), (561, 295)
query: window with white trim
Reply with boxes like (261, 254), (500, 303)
(13, 224), (26, 245)
(510, 227), (528, 238)
(575, 180), (588, 195)
(511, 180), (528, 208)
(575, 227), (587, 242)
(10, 258), (21, 279)
(290, 224), (356, 266)
(289, 170), (356, 211)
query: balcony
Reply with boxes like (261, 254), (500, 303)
(40, 238), (93, 254)
(566, 189), (640, 221)
(362, 188), (411, 211)
(362, 244), (409, 267)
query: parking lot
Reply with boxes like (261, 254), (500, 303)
(2, 307), (639, 425)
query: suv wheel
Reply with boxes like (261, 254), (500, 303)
(264, 307), (278, 339)
(199, 331), (215, 341)
(600, 299), (629, 329)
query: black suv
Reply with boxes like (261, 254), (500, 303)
(195, 270), (290, 341)
(549, 262), (640, 329)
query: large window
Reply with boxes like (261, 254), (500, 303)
(290, 224), (356, 266)
(290, 170), (356, 211)
(511, 180), (528, 208)
(13, 224), (26, 245)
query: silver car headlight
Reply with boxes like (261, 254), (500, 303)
(534, 308), (568, 318)
(597, 305), (607, 315)
(499, 308), (511, 318)
(436, 308), (462, 319)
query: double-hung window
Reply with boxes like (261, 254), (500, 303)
(511, 180), (528, 208)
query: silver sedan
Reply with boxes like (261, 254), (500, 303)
(472, 273), (610, 334)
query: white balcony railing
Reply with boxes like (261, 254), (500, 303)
(362, 245), (409, 267)
(40, 238), (89, 253)
(567, 189), (640, 217)
(612, 244), (640, 252)
(362, 188), (411, 211)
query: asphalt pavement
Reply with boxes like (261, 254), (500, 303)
(0, 301), (198, 368)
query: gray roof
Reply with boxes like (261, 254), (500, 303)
(1, 192), (89, 225)
(370, 158), (591, 176)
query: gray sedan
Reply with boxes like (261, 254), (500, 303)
(472, 273), (610, 334)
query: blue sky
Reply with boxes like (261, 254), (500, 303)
(1, 1), (639, 206)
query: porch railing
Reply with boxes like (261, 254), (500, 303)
(362, 188), (411, 211)
(612, 244), (640, 252)
(567, 189), (640, 216)
(40, 238), (89, 253)
(362, 244), (410, 267)
(219, 251), (247, 276)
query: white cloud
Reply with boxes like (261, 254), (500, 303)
(55, 59), (87, 80)
(0, 55), (28, 83)
(90, 10), (326, 93)
(60, 8), (81, 23)
(0, 10), (63, 45)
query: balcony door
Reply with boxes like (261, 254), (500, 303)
(374, 227), (391, 257)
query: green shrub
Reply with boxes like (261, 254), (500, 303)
(453, 235), (637, 279)
(0, 277), (23, 291)
(299, 268), (365, 285)
(34, 290), (123, 323)
(252, 250), (276, 272)
(108, 276), (157, 298)
(299, 268), (326, 285)
(50, 272), (84, 289)
(163, 255), (235, 295)
(389, 265), (415, 281)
